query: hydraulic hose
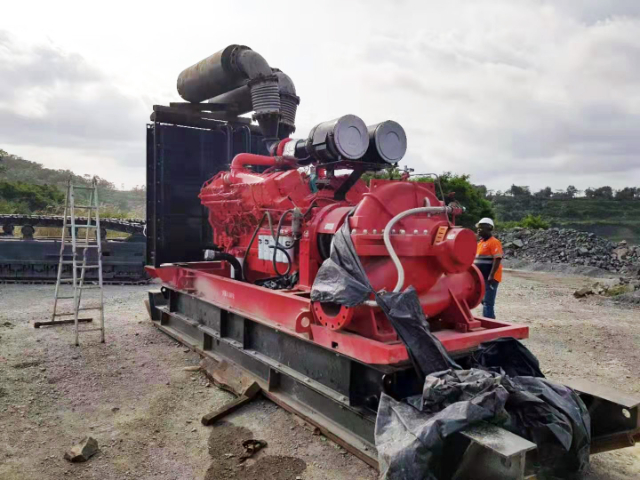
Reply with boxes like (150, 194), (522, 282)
(273, 209), (295, 277)
(243, 212), (269, 281)
(383, 206), (453, 293)
(208, 251), (243, 281)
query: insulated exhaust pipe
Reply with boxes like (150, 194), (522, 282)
(177, 45), (299, 139)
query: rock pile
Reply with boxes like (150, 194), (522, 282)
(573, 277), (640, 298)
(497, 227), (640, 276)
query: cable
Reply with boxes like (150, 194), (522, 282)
(242, 212), (268, 282)
(269, 244), (292, 277)
(273, 209), (295, 277)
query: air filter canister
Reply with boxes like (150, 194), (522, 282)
(364, 120), (407, 164)
(305, 115), (369, 161)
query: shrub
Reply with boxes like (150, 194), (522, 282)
(519, 214), (550, 230)
(496, 215), (550, 231)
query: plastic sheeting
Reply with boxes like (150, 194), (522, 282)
(468, 337), (545, 378)
(310, 213), (591, 479)
(376, 369), (591, 480)
(376, 369), (509, 480)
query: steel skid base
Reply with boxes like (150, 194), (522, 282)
(148, 286), (640, 480)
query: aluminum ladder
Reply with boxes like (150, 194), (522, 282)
(36, 178), (105, 345)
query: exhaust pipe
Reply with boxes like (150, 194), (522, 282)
(177, 45), (299, 140)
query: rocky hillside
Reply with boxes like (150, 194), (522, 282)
(492, 195), (640, 244)
(498, 227), (640, 277)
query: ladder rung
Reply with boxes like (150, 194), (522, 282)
(56, 296), (76, 300)
(73, 205), (97, 209)
(60, 262), (101, 269)
(71, 186), (95, 190)
(78, 306), (103, 311)
(80, 286), (102, 290)
(71, 225), (98, 228)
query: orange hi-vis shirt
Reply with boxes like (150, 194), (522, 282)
(475, 236), (504, 283)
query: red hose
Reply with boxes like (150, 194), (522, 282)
(230, 153), (279, 171)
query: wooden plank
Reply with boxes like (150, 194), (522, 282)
(201, 381), (261, 426)
(34, 318), (92, 328)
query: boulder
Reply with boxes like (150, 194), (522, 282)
(573, 287), (593, 298)
(64, 436), (99, 463)
(614, 248), (629, 261)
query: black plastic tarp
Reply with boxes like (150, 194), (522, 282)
(469, 336), (545, 378)
(310, 214), (591, 479)
(376, 369), (591, 480)
(376, 369), (509, 480)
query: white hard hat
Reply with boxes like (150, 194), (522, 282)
(476, 217), (494, 228)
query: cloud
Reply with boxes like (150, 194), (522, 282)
(334, 1), (640, 190)
(0, 1), (639, 192)
(0, 31), (148, 162)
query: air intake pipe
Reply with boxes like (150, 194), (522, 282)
(205, 69), (299, 138)
(177, 45), (299, 140)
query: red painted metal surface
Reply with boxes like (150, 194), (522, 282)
(148, 152), (529, 365)
(146, 262), (528, 364)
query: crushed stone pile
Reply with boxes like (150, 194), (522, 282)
(497, 227), (640, 276)
(573, 277), (640, 298)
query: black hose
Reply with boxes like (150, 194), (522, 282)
(243, 212), (268, 281)
(243, 210), (293, 281)
(273, 209), (295, 277)
(269, 244), (292, 277)
(210, 252), (243, 281)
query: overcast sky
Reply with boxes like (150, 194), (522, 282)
(1, 0), (639, 191)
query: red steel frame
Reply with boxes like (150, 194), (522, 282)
(147, 263), (529, 365)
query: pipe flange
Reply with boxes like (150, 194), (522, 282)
(312, 301), (354, 331)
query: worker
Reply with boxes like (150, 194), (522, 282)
(475, 218), (503, 319)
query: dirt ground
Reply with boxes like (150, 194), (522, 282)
(1, 270), (639, 479)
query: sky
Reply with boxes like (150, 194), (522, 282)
(1, 0), (639, 192)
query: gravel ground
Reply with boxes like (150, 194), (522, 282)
(0, 270), (639, 479)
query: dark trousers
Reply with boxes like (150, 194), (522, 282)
(482, 280), (499, 319)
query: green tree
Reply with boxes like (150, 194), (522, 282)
(361, 166), (401, 182)
(615, 187), (638, 200)
(507, 184), (531, 197)
(413, 172), (495, 228)
(0, 181), (64, 213)
(534, 186), (553, 198)
(593, 186), (614, 199)
(566, 185), (580, 198)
